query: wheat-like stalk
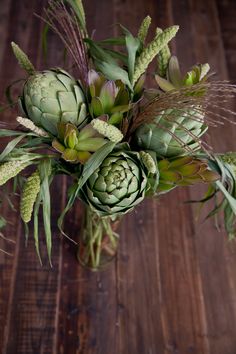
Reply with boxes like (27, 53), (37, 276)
(20, 170), (40, 223)
(40, 0), (89, 87)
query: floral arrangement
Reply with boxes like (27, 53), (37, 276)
(1, 0), (236, 270)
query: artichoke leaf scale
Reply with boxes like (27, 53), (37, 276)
(74, 85), (85, 105)
(61, 111), (78, 124)
(113, 187), (127, 199)
(127, 176), (139, 194)
(40, 98), (61, 115)
(30, 106), (42, 125)
(118, 190), (139, 207)
(58, 91), (77, 112)
(94, 190), (119, 205)
(94, 175), (107, 192)
(56, 73), (75, 90)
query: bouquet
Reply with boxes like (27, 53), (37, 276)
(1, 0), (236, 270)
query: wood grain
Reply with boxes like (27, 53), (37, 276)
(0, 0), (236, 353)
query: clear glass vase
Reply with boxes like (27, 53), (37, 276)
(77, 206), (121, 271)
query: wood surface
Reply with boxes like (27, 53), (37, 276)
(0, 0), (236, 353)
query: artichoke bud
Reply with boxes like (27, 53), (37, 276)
(52, 123), (107, 164)
(20, 69), (87, 136)
(80, 151), (148, 216)
(157, 156), (219, 194)
(88, 70), (130, 124)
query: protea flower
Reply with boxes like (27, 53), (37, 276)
(88, 70), (130, 125)
(155, 56), (210, 91)
(52, 123), (107, 164)
(157, 156), (219, 194)
(134, 56), (210, 157)
(19, 69), (87, 135)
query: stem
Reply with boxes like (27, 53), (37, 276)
(79, 205), (121, 270)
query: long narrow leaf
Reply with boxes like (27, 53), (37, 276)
(33, 191), (43, 265)
(58, 142), (115, 234)
(38, 160), (52, 265)
(0, 134), (27, 162)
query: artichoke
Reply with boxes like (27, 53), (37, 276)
(157, 156), (219, 194)
(134, 108), (207, 157)
(134, 56), (210, 157)
(88, 70), (130, 125)
(20, 69), (87, 135)
(80, 151), (148, 216)
(52, 122), (107, 164)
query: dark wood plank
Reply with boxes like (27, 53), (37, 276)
(0, 1), (66, 353)
(1, 0), (236, 353)
(172, 1), (236, 353)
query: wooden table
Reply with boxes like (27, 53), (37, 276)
(1, 0), (236, 353)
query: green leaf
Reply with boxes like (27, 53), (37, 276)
(98, 37), (126, 46)
(33, 191), (42, 265)
(0, 134), (27, 162)
(96, 60), (132, 90)
(0, 129), (27, 137)
(57, 142), (116, 235)
(78, 141), (116, 189)
(85, 38), (117, 64)
(215, 180), (236, 214)
(125, 31), (140, 82)
(38, 159), (52, 266)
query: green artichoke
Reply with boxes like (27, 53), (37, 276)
(80, 151), (148, 216)
(134, 56), (210, 157)
(134, 108), (207, 157)
(20, 69), (87, 135)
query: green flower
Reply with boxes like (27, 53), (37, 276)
(157, 156), (219, 194)
(80, 151), (148, 216)
(88, 70), (130, 125)
(155, 56), (210, 92)
(52, 122), (107, 164)
(20, 69), (87, 135)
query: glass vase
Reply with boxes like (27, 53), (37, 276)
(77, 206), (120, 271)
